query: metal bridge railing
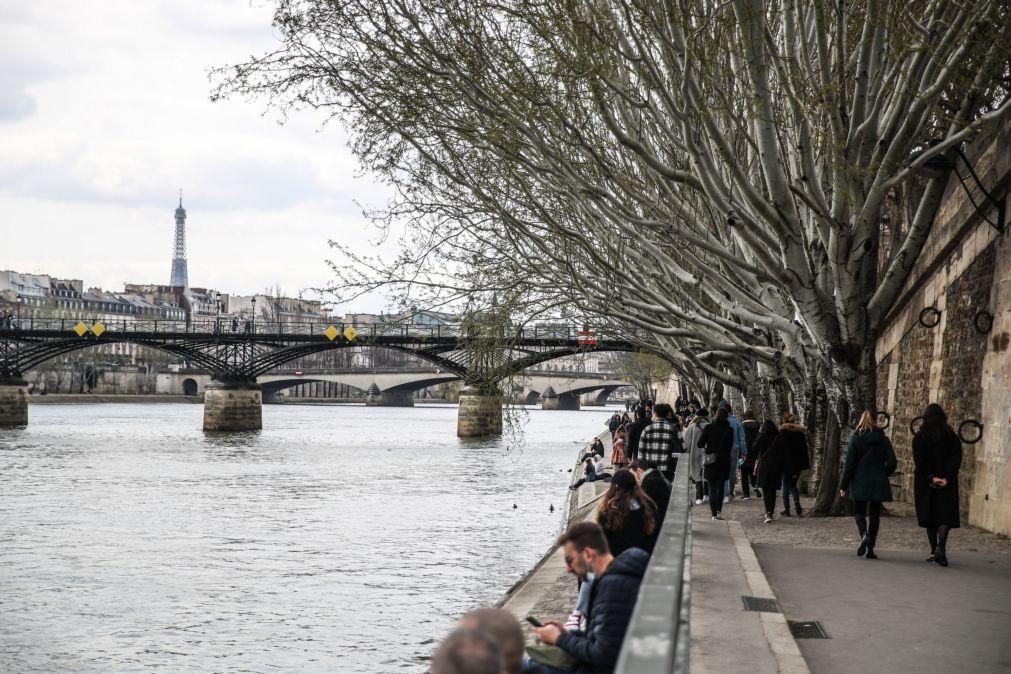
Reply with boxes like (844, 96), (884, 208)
(614, 453), (693, 673)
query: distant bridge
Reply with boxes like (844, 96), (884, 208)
(1, 319), (648, 432)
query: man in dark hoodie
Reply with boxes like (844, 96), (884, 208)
(740, 410), (762, 500)
(625, 406), (650, 462)
(532, 522), (649, 674)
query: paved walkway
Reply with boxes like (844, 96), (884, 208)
(756, 545), (1011, 673)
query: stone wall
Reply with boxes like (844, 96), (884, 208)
(875, 116), (1010, 536)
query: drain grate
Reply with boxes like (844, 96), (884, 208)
(788, 621), (830, 639)
(741, 596), (780, 613)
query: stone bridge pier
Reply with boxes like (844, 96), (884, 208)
(0, 376), (29, 427)
(203, 378), (262, 431)
(457, 386), (503, 437)
(539, 386), (581, 411)
(365, 386), (415, 407)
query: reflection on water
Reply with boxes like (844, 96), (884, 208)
(0, 403), (605, 672)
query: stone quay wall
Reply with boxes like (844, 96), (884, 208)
(875, 116), (1011, 537)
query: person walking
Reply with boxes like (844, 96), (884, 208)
(611, 434), (628, 469)
(771, 413), (810, 517)
(625, 407), (650, 462)
(720, 404), (747, 501)
(597, 469), (658, 556)
(913, 403), (963, 567)
(839, 411), (898, 559)
(637, 403), (682, 481)
(698, 407), (733, 520)
(684, 407), (710, 505)
(751, 420), (781, 523)
(740, 410), (761, 500)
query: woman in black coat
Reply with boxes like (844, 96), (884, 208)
(751, 420), (780, 522)
(766, 413), (810, 516)
(597, 469), (657, 556)
(913, 403), (963, 567)
(840, 411), (897, 559)
(698, 407), (734, 520)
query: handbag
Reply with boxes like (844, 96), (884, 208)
(526, 644), (578, 670)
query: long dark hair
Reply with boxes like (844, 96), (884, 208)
(598, 470), (656, 536)
(917, 403), (953, 442)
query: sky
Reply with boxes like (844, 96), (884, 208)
(0, 1), (393, 311)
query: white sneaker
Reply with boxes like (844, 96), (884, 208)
(695, 499), (703, 505)
(726, 494), (734, 503)
(711, 515), (720, 520)
(764, 515), (773, 524)
(742, 496), (750, 501)
(702, 496), (709, 503)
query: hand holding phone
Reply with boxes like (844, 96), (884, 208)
(525, 616), (543, 627)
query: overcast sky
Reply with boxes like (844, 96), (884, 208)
(1, 1), (393, 311)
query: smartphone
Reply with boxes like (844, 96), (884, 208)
(525, 616), (543, 627)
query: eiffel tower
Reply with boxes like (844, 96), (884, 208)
(169, 190), (188, 288)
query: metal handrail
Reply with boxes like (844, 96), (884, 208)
(614, 453), (692, 673)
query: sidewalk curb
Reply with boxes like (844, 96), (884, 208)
(726, 520), (810, 674)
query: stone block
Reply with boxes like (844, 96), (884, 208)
(0, 378), (28, 427)
(457, 389), (503, 437)
(203, 381), (262, 431)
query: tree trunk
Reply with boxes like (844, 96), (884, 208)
(812, 398), (847, 515)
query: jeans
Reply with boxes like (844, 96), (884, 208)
(707, 478), (725, 516)
(739, 464), (752, 497)
(695, 480), (707, 501)
(852, 500), (882, 547)
(782, 473), (800, 508)
(724, 448), (740, 495)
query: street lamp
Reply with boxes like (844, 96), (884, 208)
(212, 291), (220, 333)
(16, 294), (22, 326)
(250, 297), (256, 334)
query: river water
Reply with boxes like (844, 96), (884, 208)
(0, 403), (607, 673)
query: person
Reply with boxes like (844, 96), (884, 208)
(532, 522), (649, 674)
(751, 420), (781, 523)
(570, 457), (612, 490)
(607, 412), (621, 439)
(913, 403), (963, 567)
(698, 407), (733, 520)
(590, 437), (605, 457)
(721, 404), (747, 501)
(431, 628), (502, 674)
(625, 407), (649, 461)
(768, 413), (810, 517)
(740, 410), (761, 499)
(610, 434), (628, 469)
(597, 469), (657, 555)
(636, 403), (682, 480)
(839, 411), (897, 559)
(631, 458), (671, 535)
(683, 407), (710, 505)
(457, 608), (530, 674)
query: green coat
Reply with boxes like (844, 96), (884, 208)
(840, 429), (897, 503)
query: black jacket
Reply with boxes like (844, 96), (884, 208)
(913, 428), (962, 527)
(626, 418), (650, 460)
(641, 470), (671, 531)
(698, 419), (733, 482)
(753, 428), (781, 486)
(556, 548), (650, 673)
(741, 420), (761, 468)
(766, 423), (810, 477)
(603, 505), (654, 557)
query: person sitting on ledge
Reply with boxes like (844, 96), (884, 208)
(570, 457), (612, 490)
(532, 521), (649, 674)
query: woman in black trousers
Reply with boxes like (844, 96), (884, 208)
(913, 404), (963, 567)
(840, 411), (897, 559)
(698, 407), (733, 520)
(751, 420), (780, 523)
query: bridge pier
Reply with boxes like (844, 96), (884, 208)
(457, 387), (502, 437)
(365, 389), (415, 407)
(203, 379), (262, 431)
(0, 376), (29, 427)
(541, 391), (581, 411)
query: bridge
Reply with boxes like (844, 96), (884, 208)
(0, 318), (644, 434)
(161, 368), (632, 408)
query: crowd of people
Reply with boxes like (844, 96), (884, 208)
(429, 397), (963, 673)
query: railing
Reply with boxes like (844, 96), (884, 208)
(614, 453), (692, 673)
(0, 318), (647, 342)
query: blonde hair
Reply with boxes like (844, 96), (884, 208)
(855, 410), (877, 434)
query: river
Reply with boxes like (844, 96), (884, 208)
(0, 403), (608, 672)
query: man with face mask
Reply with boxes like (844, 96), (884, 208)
(532, 522), (649, 673)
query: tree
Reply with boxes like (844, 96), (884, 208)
(215, 0), (1011, 512)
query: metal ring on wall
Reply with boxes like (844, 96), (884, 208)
(974, 310), (994, 335)
(874, 411), (891, 430)
(910, 415), (924, 435)
(958, 419), (984, 444)
(918, 307), (941, 328)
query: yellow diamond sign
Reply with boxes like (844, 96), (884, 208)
(74, 322), (89, 337)
(343, 326), (358, 341)
(91, 322), (106, 337)
(324, 325), (339, 341)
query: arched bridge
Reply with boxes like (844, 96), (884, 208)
(0, 319), (646, 434)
